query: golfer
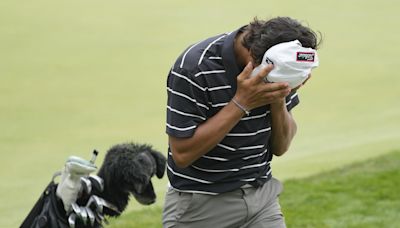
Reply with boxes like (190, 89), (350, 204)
(163, 17), (320, 228)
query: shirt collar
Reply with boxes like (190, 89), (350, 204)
(221, 29), (241, 79)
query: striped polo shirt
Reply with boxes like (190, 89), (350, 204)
(166, 28), (299, 194)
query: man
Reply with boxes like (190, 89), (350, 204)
(163, 17), (320, 228)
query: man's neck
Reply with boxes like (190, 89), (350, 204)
(233, 31), (252, 69)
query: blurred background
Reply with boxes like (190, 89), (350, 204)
(1, 0), (399, 227)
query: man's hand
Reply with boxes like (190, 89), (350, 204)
(268, 73), (313, 156)
(233, 62), (291, 110)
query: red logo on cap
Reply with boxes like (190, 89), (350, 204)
(296, 52), (315, 62)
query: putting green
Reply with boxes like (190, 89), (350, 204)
(1, 0), (399, 227)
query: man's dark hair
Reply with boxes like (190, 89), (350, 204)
(242, 17), (321, 64)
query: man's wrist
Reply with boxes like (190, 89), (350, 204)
(270, 98), (286, 112)
(232, 98), (250, 116)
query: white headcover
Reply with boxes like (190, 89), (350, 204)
(250, 40), (319, 88)
(56, 156), (97, 212)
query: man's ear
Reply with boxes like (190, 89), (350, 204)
(148, 149), (166, 178)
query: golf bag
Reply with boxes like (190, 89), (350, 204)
(21, 143), (166, 228)
(20, 151), (117, 228)
(21, 181), (75, 228)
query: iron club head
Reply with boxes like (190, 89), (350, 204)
(71, 203), (81, 215)
(68, 213), (76, 228)
(86, 195), (104, 213)
(89, 175), (104, 192)
(78, 206), (88, 226)
(80, 177), (92, 195)
(85, 207), (96, 226)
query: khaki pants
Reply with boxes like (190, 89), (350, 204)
(162, 177), (286, 228)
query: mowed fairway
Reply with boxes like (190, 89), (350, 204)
(1, 0), (399, 227)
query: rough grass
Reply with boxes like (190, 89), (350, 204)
(281, 150), (400, 228)
(108, 207), (163, 228)
(107, 150), (400, 228)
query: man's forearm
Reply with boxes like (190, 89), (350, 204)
(270, 99), (297, 156)
(169, 100), (245, 168)
(169, 63), (292, 168)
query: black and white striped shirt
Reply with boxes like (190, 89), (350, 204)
(166, 29), (299, 194)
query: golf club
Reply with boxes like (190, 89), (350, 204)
(89, 175), (104, 192)
(86, 195), (104, 213)
(80, 177), (92, 195)
(71, 203), (81, 215)
(78, 206), (88, 226)
(85, 207), (96, 226)
(68, 213), (76, 228)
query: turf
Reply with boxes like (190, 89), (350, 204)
(281, 150), (400, 228)
(107, 150), (400, 227)
(1, 0), (400, 227)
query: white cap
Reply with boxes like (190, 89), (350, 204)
(250, 40), (319, 88)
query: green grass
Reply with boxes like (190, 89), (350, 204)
(107, 150), (400, 228)
(107, 207), (163, 228)
(281, 150), (400, 228)
(1, 0), (400, 227)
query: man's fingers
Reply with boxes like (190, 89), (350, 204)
(238, 62), (253, 81)
(260, 82), (290, 92)
(260, 82), (291, 102)
(262, 88), (291, 101)
(254, 64), (273, 82)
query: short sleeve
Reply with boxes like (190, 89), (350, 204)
(285, 91), (300, 112)
(166, 68), (209, 138)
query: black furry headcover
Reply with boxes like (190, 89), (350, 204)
(97, 143), (166, 215)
